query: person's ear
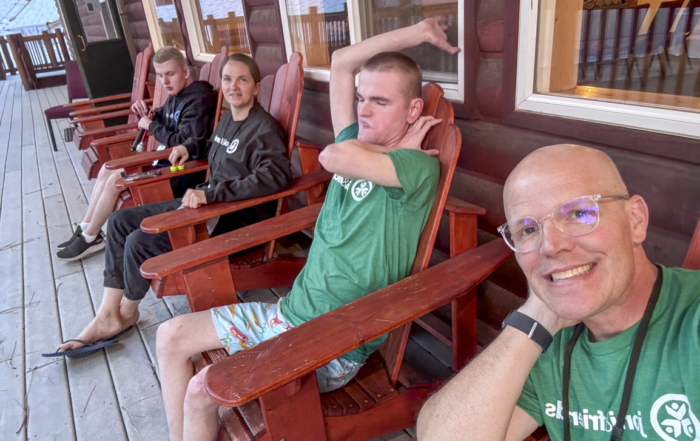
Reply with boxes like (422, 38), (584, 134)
(626, 195), (649, 245)
(184, 65), (191, 80)
(253, 81), (261, 97)
(406, 97), (423, 124)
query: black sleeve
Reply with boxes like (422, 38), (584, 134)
(203, 129), (292, 203)
(148, 97), (215, 159)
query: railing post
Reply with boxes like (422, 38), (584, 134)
(0, 37), (16, 75)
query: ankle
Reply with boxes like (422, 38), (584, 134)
(82, 232), (97, 243)
(80, 222), (90, 231)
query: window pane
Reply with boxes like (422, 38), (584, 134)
(194, 0), (251, 54)
(152, 0), (186, 49)
(535, 0), (700, 112)
(74, 0), (121, 43)
(284, 0), (351, 68)
(358, 0), (459, 84)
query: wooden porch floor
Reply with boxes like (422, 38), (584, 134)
(0, 75), (424, 441)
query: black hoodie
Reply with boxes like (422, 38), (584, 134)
(148, 81), (218, 159)
(198, 103), (291, 204)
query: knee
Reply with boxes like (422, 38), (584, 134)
(156, 317), (185, 361)
(107, 210), (128, 236)
(184, 367), (217, 412)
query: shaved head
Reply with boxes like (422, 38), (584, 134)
(502, 144), (654, 331)
(504, 144), (628, 219)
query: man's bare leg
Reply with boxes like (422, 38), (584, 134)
(83, 170), (123, 236)
(59, 287), (140, 351)
(83, 166), (116, 224)
(156, 311), (222, 441)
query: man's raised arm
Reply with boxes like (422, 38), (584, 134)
(329, 18), (459, 136)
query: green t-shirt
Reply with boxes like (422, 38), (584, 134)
(280, 123), (440, 364)
(517, 266), (700, 440)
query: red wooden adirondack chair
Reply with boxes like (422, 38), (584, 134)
(80, 47), (230, 179)
(139, 85), (512, 441)
(69, 43), (154, 151)
(99, 53), (310, 300)
(684, 215), (700, 270)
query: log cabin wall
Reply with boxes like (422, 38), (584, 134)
(123, 0), (152, 53)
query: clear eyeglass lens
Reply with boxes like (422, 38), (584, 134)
(506, 217), (541, 250)
(553, 196), (599, 235)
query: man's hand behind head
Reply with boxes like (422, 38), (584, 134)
(418, 17), (461, 55)
(398, 116), (441, 156)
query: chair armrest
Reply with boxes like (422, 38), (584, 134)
(141, 203), (324, 279)
(90, 131), (141, 147)
(69, 101), (134, 117)
(294, 137), (324, 151)
(105, 149), (173, 170)
(115, 160), (209, 189)
(66, 92), (132, 109)
(72, 109), (133, 125)
(139, 169), (333, 235)
(80, 123), (139, 139)
(204, 240), (512, 407)
(444, 196), (486, 215)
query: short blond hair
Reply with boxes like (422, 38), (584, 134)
(153, 47), (187, 69)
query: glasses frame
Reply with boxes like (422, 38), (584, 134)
(497, 194), (630, 252)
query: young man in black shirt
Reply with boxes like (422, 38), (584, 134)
(56, 47), (218, 261)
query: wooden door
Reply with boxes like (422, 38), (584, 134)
(57, 0), (134, 98)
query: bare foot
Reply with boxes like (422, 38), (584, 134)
(59, 311), (140, 351)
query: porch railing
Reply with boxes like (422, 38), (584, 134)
(6, 29), (72, 90)
(0, 36), (18, 81)
(201, 12), (250, 55)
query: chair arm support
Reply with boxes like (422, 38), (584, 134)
(203, 240), (512, 407)
(105, 149), (173, 169)
(80, 123), (139, 139)
(139, 169), (333, 235)
(115, 160), (209, 189)
(444, 196), (486, 216)
(294, 137), (324, 151)
(90, 131), (141, 147)
(66, 92), (132, 109)
(140, 203), (324, 278)
(72, 109), (133, 125)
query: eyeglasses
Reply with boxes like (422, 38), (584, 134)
(497, 194), (630, 253)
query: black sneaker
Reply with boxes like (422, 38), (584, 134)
(56, 234), (106, 261)
(57, 225), (82, 249)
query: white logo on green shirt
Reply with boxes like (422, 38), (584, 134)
(351, 180), (372, 201)
(651, 394), (699, 441)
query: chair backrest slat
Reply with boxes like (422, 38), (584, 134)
(683, 217), (700, 270)
(268, 52), (304, 157)
(128, 43), (153, 124)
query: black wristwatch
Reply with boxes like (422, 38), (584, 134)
(502, 311), (553, 352)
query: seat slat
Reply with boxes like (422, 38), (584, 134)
(326, 388), (363, 416)
(238, 400), (266, 437)
(219, 407), (256, 441)
(353, 354), (399, 406)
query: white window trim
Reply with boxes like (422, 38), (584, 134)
(516, 0), (700, 139)
(278, 0), (465, 102)
(141, 0), (165, 49)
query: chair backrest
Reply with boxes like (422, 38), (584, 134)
(258, 75), (275, 112)
(128, 43), (154, 124)
(683, 216), (700, 270)
(199, 46), (228, 90)
(378, 83), (462, 383)
(66, 60), (88, 102)
(144, 80), (171, 152)
(268, 52), (304, 157)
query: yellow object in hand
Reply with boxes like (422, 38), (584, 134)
(177, 165), (185, 171)
(170, 166), (178, 172)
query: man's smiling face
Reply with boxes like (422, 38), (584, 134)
(504, 145), (644, 321)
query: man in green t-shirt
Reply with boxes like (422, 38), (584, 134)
(417, 144), (700, 441)
(154, 18), (460, 441)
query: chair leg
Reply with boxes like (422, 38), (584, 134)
(46, 115), (58, 152)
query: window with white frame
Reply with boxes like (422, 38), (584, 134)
(181, 0), (251, 59)
(516, 0), (700, 139)
(278, 0), (465, 101)
(143, 0), (186, 50)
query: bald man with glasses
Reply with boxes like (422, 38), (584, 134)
(417, 144), (700, 441)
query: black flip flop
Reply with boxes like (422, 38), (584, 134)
(42, 326), (135, 359)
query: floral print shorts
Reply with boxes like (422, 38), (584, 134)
(211, 299), (363, 393)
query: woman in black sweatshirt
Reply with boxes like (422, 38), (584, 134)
(53, 54), (292, 358)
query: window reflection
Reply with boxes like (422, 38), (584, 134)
(284, 0), (350, 68)
(194, 0), (251, 54)
(152, 0), (186, 49)
(537, 0), (700, 111)
(359, 0), (459, 83)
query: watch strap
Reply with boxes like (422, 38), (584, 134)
(502, 311), (553, 352)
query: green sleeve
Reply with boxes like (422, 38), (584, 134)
(384, 149), (439, 211)
(335, 123), (359, 143)
(516, 373), (545, 426)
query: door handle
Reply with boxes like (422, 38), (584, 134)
(77, 35), (86, 51)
